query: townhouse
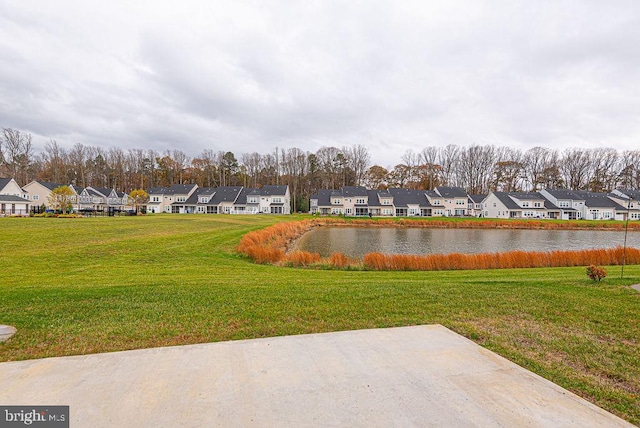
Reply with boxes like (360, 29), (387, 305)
(468, 194), (486, 218)
(0, 177), (30, 216)
(609, 189), (640, 221)
(482, 191), (561, 219)
(428, 186), (470, 216)
(310, 186), (640, 221)
(77, 187), (129, 212)
(540, 189), (627, 221)
(146, 184), (199, 214)
(310, 186), (469, 217)
(148, 185), (291, 215)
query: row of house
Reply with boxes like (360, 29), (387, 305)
(310, 186), (640, 221)
(3, 175), (639, 220)
(0, 177), (291, 216)
(146, 184), (290, 214)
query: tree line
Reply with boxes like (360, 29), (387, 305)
(1, 127), (639, 212)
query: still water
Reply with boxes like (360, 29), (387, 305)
(295, 227), (640, 258)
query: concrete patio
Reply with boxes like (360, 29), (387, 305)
(0, 325), (632, 427)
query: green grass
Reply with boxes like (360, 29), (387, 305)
(1, 215), (639, 424)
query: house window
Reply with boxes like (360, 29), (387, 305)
(199, 197), (208, 203)
(382, 199), (390, 205)
(522, 202), (529, 208)
(492, 203), (497, 207)
(346, 208), (352, 215)
(248, 197), (258, 204)
(176, 196), (186, 202)
(433, 200), (441, 205)
(456, 199), (465, 205)
(534, 202), (541, 208)
(332, 198), (341, 205)
(33, 195), (39, 201)
(356, 198), (366, 204)
(273, 197), (282, 203)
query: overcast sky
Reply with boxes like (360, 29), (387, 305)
(1, 1), (639, 167)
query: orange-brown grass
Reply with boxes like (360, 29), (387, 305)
(362, 246), (640, 271)
(329, 252), (349, 268)
(286, 251), (321, 267)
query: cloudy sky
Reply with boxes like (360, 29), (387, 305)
(1, 0), (639, 167)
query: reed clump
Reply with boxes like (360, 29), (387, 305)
(362, 246), (640, 271)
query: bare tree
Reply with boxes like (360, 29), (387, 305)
(586, 148), (619, 192)
(457, 145), (496, 194)
(561, 148), (591, 190)
(68, 143), (88, 188)
(438, 144), (460, 186)
(1, 128), (33, 185)
(345, 144), (371, 186)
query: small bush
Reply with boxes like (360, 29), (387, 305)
(586, 265), (607, 282)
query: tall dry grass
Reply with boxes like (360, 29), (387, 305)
(362, 247), (640, 271)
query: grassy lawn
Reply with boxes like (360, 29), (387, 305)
(1, 215), (639, 424)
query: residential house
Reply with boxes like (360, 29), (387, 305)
(208, 186), (243, 214)
(482, 191), (560, 219)
(146, 184), (199, 213)
(390, 188), (432, 217)
(23, 181), (83, 211)
(367, 189), (394, 217)
(338, 186), (369, 217)
(539, 189), (584, 220)
(309, 189), (334, 215)
(0, 177), (28, 198)
(249, 185), (290, 214)
(541, 189), (626, 221)
(0, 178), (30, 215)
(179, 185), (291, 215)
(430, 186), (469, 216)
(77, 187), (127, 212)
(609, 189), (640, 221)
(468, 194), (486, 217)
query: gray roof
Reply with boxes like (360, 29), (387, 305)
(311, 189), (333, 207)
(209, 187), (242, 205)
(543, 188), (585, 201)
(91, 187), (113, 197)
(0, 178), (11, 190)
(613, 189), (640, 200)
(492, 192), (522, 210)
(31, 181), (64, 191)
(341, 186), (368, 197)
(234, 188), (252, 205)
(258, 185), (288, 196)
(572, 191), (627, 210)
(0, 194), (29, 203)
(388, 188), (431, 208)
(184, 187), (217, 205)
(507, 192), (546, 201)
(435, 186), (467, 198)
(147, 183), (197, 196)
(468, 194), (487, 203)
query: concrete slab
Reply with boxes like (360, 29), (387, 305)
(631, 284), (640, 292)
(0, 325), (632, 427)
(0, 325), (16, 342)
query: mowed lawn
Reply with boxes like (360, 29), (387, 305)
(1, 215), (639, 424)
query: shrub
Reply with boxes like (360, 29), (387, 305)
(586, 265), (607, 282)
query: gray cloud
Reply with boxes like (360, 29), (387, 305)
(1, 0), (639, 168)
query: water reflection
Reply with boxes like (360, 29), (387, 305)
(295, 227), (640, 258)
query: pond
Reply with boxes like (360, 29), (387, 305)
(294, 227), (640, 258)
